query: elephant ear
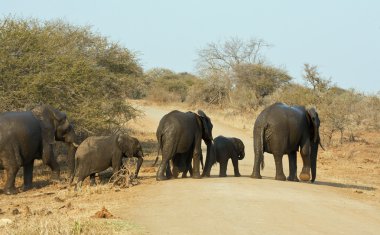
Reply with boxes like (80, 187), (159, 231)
(32, 105), (58, 145)
(306, 108), (320, 143)
(117, 134), (134, 157)
(197, 110), (213, 143)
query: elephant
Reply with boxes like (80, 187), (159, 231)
(251, 102), (322, 182)
(152, 150), (204, 178)
(202, 136), (245, 177)
(155, 110), (213, 181)
(0, 105), (77, 194)
(71, 134), (144, 188)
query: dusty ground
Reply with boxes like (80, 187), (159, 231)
(0, 101), (379, 234)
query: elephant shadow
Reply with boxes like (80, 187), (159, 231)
(313, 181), (376, 191)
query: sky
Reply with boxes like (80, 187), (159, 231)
(1, 0), (379, 94)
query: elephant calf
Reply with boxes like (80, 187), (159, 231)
(203, 136), (245, 177)
(71, 134), (144, 188)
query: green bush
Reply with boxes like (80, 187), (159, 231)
(144, 68), (199, 102)
(0, 17), (142, 136)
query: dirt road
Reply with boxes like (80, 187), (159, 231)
(118, 103), (380, 235)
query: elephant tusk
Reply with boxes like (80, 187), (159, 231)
(72, 143), (79, 148)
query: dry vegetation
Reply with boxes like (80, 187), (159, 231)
(1, 17), (379, 234)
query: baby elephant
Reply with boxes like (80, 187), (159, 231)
(71, 134), (144, 188)
(202, 136), (245, 177)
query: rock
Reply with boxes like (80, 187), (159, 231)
(0, 218), (12, 227)
(24, 206), (32, 216)
(12, 208), (20, 215)
(54, 196), (65, 202)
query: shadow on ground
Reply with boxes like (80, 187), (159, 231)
(314, 181), (376, 191)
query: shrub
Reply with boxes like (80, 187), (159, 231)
(0, 17), (142, 136)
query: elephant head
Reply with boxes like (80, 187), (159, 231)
(197, 110), (213, 145)
(31, 105), (76, 180)
(306, 108), (321, 182)
(117, 134), (144, 178)
(55, 123), (78, 178)
(232, 138), (245, 160)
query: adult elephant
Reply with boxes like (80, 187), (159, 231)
(202, 136), (245, 177)
(0, 105), (77, 194)
(71, 134), (144, 188)
(251, 102), (322, 182)
(155, 110), (213, 181)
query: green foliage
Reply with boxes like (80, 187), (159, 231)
(144, 68), (199, 102)
(234, 63), (292, 108)
(0, 17), (142, 136)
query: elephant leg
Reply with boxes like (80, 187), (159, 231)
(219, 159), (228, 177)
(273, 153), (286, 181)
(251, 151), (263, 179)
(90, 173), (97, 186)
(287, 152), (299, 182)
(23, 160), (34, 191)
(172, 164), (180, 178)
(157, 158), (169, 181)
(4, 165), (20, 195)
(75, 174), (86, 191)
(192, 146), (202, 179)
(232, 157), (241, 177)
(299, 143), (311, 181)
(43, 144), (60, 181)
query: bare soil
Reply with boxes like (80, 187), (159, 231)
(1, 101), (379, 234)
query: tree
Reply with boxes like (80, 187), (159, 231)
(234, 63), (291, 105)
(303, 63), (331, 93)
(0, 17), (142, 136)
(197, 37), (269, 74)
(144, 68), (199, 103)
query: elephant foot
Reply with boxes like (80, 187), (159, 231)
(219, 174), (227, 177)
(299, 172), (311, 181)
(201, 172), (210, 177)
(23, 184), (33, 192)
(275, 174), (286, 181)
(234, 173), (241, 177)
(181, 174), (188, 178)
(90, 181), (97, 187)
(156, 175), (167, 181)
(4, 187), (18, 195)
(250, 172), (262, 179)
(192, 172), (201, 179)
(287, 176), (299, 182)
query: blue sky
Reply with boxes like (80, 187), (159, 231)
(1, 0), (379, 93)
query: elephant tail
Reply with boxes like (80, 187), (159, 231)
(260, 126), (265, 170)
(152, 134), (162, 167)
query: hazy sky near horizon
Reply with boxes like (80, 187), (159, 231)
(2, 0), (380, 93)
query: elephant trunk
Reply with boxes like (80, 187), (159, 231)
(66, 142), (77, 179)
(202, 141), (215, 177)
(134, 150), (144, 178)
(310, 136), (319, 183)
(238, 151), (245, 160)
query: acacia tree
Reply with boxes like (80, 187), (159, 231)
(196, 37), (292, 108)
(197, 37), (269, 74)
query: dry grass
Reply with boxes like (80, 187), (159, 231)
(0, 132), (157, 235)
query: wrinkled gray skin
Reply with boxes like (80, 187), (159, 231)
(202, 136), (245, 177)
(72, 134), (144, 188)
(251, 102), (321, 182)
(0, 105), (76, 194)
(155, 110), (213, 181)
